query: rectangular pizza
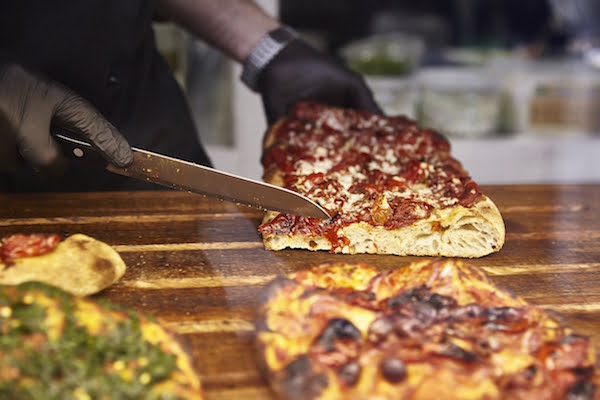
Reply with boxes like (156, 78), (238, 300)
(259, 101), (504, 258)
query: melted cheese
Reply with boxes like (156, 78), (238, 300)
(282, 116), (473, 222)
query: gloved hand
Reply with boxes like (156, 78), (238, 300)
(0, 62), (133, 176)
(257, 39), (382, 124)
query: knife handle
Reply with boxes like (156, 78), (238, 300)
(50, 124), (109, 168)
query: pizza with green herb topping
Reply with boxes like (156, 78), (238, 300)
(0, 282), (202, 399)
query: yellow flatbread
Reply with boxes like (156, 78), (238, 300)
(0, 234), (126, 296)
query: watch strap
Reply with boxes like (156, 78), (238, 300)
(241, 25), (299, 92)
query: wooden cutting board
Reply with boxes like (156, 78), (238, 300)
(1, 184), (599, 399)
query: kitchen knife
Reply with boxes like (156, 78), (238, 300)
(51, 127), (331, 219)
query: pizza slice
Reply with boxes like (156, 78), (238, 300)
(0, 233), (126, 296)
(256, 260), (600, 400)
(0, 281), (203, 399)
(259, 101), (504, 258)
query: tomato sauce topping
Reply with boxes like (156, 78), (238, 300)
(1, 234), (61, 264)
(259, 101), (483, 248)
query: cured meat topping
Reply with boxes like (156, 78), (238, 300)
(1, 234), (61, 264)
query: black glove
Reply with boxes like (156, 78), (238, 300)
(257, 39), (382, 124)
(0, 62), (133, 176)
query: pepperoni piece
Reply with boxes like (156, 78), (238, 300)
(1, 234), (61, 263)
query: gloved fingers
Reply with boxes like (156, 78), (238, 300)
(345, 75), (384, 115)
(264, 98), (288, 125)
(264, 79), (380, 125)
(51, 89), (133, 167)
(0, 116), (25, 173)
(262, 72), (345, 124)
(257, 38), (383, 121)
(17, 122), (67, 178)
(311, 71), (383, 114)
(16, 103), (64, 172)
(0, 64), (66, 175)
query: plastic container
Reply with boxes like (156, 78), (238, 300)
(365, 76), (418, 118)
(340, 33), (424, 118)
(416, 67), (502, 138)
(340, 33), (424, 77)
(526, 62), (600, 136)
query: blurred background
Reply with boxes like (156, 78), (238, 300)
(154, 0), (600, 184)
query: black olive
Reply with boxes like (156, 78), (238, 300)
(315, 318), (361, 351)
(281, 356), (329, 400)
(380, 357), (407, 383)
(338, 361), (361, 386)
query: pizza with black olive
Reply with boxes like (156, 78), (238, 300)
(0, 281), (203, 399)
(256, 260), (599, 400)
(0, 233), (126, 296)
(259, 101), (504, 258)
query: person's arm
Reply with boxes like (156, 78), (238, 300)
(157, 0), (381, 123)
(155, 0), (279, 62)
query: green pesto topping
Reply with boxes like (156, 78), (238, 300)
(0, 283), (183, 400)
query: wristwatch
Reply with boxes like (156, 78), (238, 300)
(241, 25), (299, 92)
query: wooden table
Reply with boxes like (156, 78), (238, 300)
(1, 185), (599, 399)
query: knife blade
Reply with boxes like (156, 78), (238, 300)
(51, 128), (331, 219)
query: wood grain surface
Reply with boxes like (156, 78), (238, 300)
(1, 185), (599, 399)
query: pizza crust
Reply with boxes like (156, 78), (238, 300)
(261, 196), (504, 258)
(0, 234), (126, 296)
